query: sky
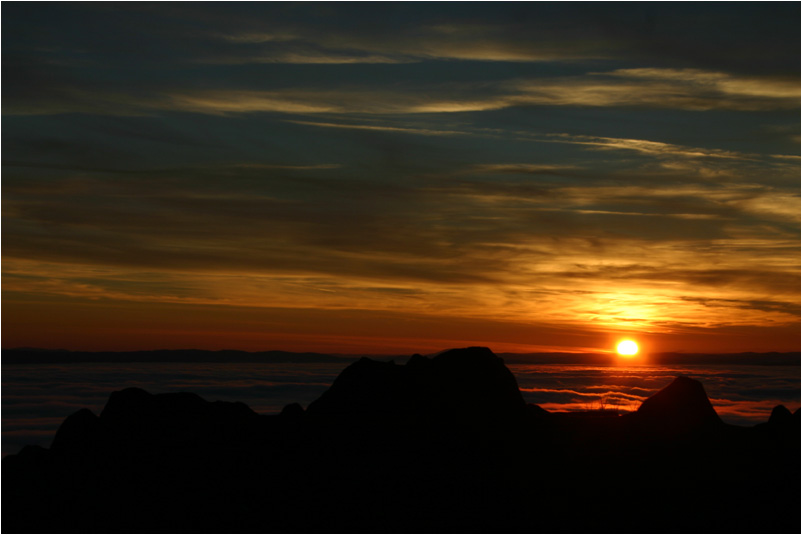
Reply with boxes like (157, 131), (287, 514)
(2, 2), (800, 355)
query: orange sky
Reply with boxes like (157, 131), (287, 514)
(3, 3), (799, 355)
(3, 291), (798, 354)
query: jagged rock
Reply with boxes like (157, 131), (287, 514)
(50, 408), (108, 452)
(406, 353), (428, 367)
(280, 403), (305, 418)
(426, 346), (525, 419)
(768, 405), (793, 426)
(526, 404), (551, 419)
(634, 375), (722, 435)
(101, 388), (256, 422)
(99, 387), (155, 420)
(96, 387), (259, 448)
(306, 357), (404, 415)
(306, 347), (525, 421)
(17, 444), (50, 459)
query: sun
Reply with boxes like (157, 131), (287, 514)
(616, 339), (639, 357)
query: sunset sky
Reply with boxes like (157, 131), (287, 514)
(3, 3), (799, 354)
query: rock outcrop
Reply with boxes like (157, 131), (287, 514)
(634, 375), (722, 436)
(768, 404), (793, 425)
(50, 387), (261, 453)
(307, 347), (525, 422)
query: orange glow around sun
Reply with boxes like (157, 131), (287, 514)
(616, 339), (639, 357)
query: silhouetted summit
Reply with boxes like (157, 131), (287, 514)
(306, 346), (524, 421)
(50, 408), (105, 452)
(634, 375), (722, 435)
(63, 387), (262, 450)
(768, 404), (793, 425)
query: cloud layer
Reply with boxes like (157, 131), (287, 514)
(4, 360), (798, 455)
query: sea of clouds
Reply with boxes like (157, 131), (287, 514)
(3, 361), (799, 456)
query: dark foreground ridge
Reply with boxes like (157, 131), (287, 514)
(3, 347), (800, 533)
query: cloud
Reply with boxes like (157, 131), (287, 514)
(4, 153), (798, 339)
(1, 2), (798, 359)
(432, 176), (800, 227)
(469, 164), (582, 178)
(215, 31), (299, 44)
(519, 386), (648, 401)
(163, 91), (341, 114)
(728, 191), (800, 222)
(213, 20), (612, 64)
(7, 64), (798, 118)
(147, 73), (798, 115)
(286, 120), (468, 137)
(512, 364), (801, 424)
(510, 69), (800, 111)
(604, 68), (800, 99)
(203, 50), (414, 65)
(229, 163), (342, 170)
(544, 133), (752, 160)
(154, 88), (511, 116)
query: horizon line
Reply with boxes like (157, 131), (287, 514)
(4, 346), (800, 357)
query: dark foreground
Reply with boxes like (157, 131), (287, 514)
(3, 347), (799, 533)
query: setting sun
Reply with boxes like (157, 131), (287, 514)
(616, 340), (639, 357)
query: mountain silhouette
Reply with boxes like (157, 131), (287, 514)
(307, 346), (525, 420)
(633, 375), (723, 436)
(3, 347), (799, 533)
(768, 404), (794, 425)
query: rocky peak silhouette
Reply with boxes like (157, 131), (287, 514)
(99, 386), (154, 420)
(306, 346), (525, 420)
(768, 404), (793, 425)
(634, 375), (722, 435)
(55, 386), (263, 451)
(280, 402), (305, 418)
(50, 408), (106, 453)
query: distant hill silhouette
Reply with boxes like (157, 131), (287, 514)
(5, 347), (798, 365)
(3, 347), (799, 533)
(2, 348), (352, 364)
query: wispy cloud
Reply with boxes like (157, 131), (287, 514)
(212, 21), (611, 64)
(510, 69), (800, 111)
(443, 180), (800, 224)
(215, 31), (299, 44)
(4, 156), (798, 340)
(7, 66), (798, 118)
(3, 2), (798, 354)
(471, 163), (581, 175)
(160, 70), (798, 115)
(229, 163), (342, 170)
(604, 68), (800, 100)
(163, 91), (341, 114)
(286, 120), (468, 137)
(203, 50), (414, 65)
(544, 133), (752, 160)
